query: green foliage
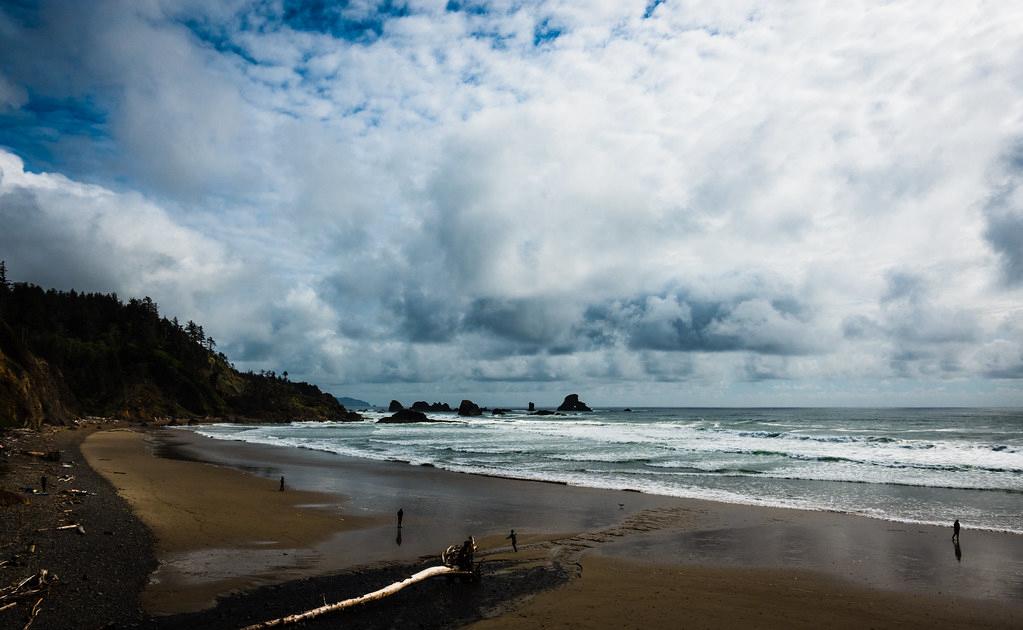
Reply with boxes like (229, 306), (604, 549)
(0, 267), (349, 424)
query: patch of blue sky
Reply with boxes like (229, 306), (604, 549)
(469, 28), (515, 50)
(643, 0), (665, 20)
(532, 17), (561, 46)
(177, 17), (261, 66)
(272, 0), (411, 43)
(0, 0), (43, 28)
(460, 70), (484, 87)
(0, 93), (109, 172)
(445, 0), (490, 15)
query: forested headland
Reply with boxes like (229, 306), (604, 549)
(0, 262), (359, 428)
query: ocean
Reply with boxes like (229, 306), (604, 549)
(188, 407), (1023, 534)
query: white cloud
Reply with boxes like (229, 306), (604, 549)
(1, 0), (1022, 404)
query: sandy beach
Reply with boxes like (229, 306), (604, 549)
(76, 427), (1023, 628)
(81, 429), (383, 614)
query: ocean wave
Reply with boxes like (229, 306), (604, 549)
(716, 448), (1023, 474)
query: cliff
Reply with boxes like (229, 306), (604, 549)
(0, 280), (357, 428)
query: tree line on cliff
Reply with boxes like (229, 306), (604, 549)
(0, 262), (358, 428)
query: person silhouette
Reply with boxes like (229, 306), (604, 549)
(279, 476), (285, 492)
(397, 508), (404, 527)
(506, 529), (518, 552)
(458, 538), (474, 570)
(396, 527), (402, 546)
(953, 519), (960, 543)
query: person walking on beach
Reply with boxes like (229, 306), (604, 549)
(953, 519), (960, 543)
(397, 508), (404, 527)
(279, 476), (285, 492)
(506, 529), (518, 552)
(458, 538), (475, 571)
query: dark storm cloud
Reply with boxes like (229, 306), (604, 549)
(587, 292), (822, 356)
(985, 212), (1023, 286)
(463, 297), (576, 347)
(390, 287), (463, 343)
(984, 142), (1023, 287)
(984, 363), (1023, 379)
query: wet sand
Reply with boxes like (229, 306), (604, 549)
(86, 427), (1023, 627)
(471, 556), (1022, 630)
(81, 429), (382, 613)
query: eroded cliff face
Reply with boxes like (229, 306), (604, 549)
(0, 334), (75, 429)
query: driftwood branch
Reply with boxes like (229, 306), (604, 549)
(0, 570), (55, 630)
(240, 565), (468, 630)
(22, 596), (43, 630)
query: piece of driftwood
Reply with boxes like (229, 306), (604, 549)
(19, 450), (60, 462)
(0, 569), (55, 629)
(240, 565), (468, 630)
(23, 596), (43, 630)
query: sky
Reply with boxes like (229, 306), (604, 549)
(0, 0), (1022, 407)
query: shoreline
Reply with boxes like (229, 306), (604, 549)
(186, 415), (1023, 535)
(145, 430), (1023, 605)
(9, 424), (1018, 628)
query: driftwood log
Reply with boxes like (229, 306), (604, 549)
(240, 565), (471, 629)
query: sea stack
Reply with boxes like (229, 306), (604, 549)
(411, 401), (452, 412)
(557, 394), (592, 412)
(458, 399), (482, 416)
(378, 409), (429, 423)
(388, 400), (404, 412)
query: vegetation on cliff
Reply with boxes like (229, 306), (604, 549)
(0, 263), (358, 428)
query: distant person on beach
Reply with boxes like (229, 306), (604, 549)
(953, 519), (960, 542)
(279, 476), (285, 492)
(506, 529), (518, 552)
(397, 508), (404, 527)
(458, 538), (474, 570)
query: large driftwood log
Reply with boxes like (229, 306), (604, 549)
(240, 565), (469, 629)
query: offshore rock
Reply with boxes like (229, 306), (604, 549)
(388, 400), (404, 412)
(556, 394), (592, 412)
(458, 399), (482, 416)
(378, 409), (429, 424)
(411, 401), (452, 412)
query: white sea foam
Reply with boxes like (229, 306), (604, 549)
(186, 408), (1023, 533)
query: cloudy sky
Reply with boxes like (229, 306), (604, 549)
(1, 0), (1022, 407)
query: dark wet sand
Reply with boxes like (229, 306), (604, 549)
(91, 428), (1023, 627)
